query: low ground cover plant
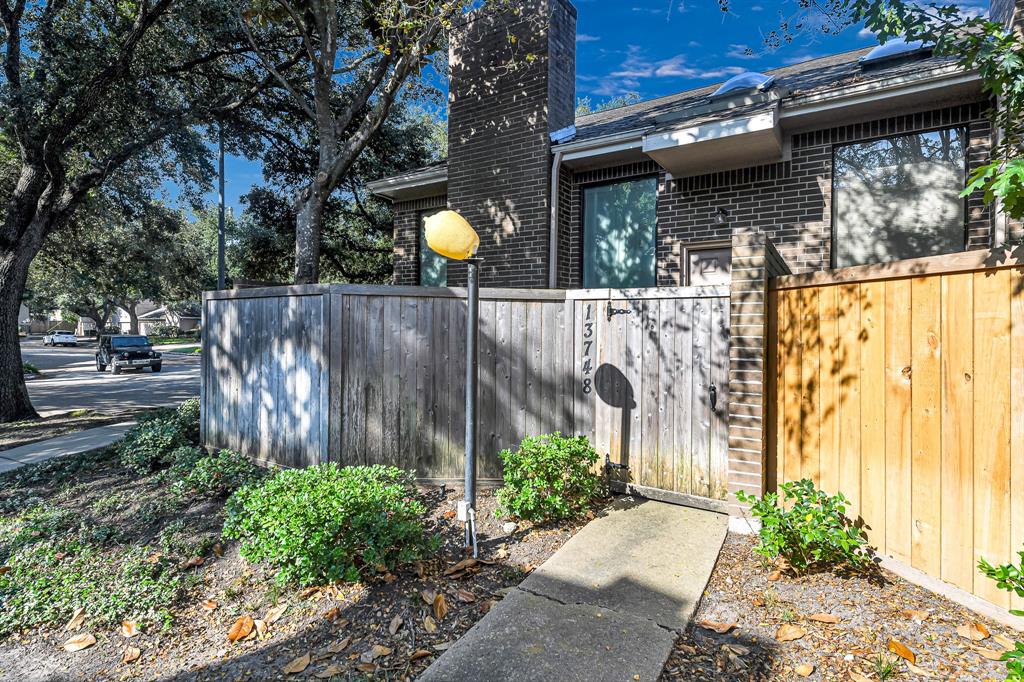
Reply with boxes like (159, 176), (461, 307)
(735, 478), (869, 574)
(21, 362), (40, 376)
(223, 464), (437, 585)
(979, 550), (1024, 679)
(171, 449), (264, 498)
(496, 432), (602, 523)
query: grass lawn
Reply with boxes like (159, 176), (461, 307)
(148, 337), (199, 346)
(0, 445), (584, 680)
(0, 410), (151, 452)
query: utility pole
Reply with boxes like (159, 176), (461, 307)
(217, 122), (227, 291)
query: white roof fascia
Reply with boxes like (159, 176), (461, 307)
(366, 166), (448, 196)
(643, 108), (777, 154)
(557, 130), (647, 163)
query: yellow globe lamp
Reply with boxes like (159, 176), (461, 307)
(424, 210), (480, 261)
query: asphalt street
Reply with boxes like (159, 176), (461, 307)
(20, 338), (201, 415)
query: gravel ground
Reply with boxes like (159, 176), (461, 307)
(0, 450), (589, 682)
(661, 533), (1013, 681)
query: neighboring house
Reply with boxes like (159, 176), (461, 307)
(75, 301), (201, 335)
(134, 305), (201, 334)
(368, 0), (1022, 289)
(18, 304), (29, 327)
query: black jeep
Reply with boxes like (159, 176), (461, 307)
(96, 335), (162, 374)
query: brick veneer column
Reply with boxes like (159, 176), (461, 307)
(727, 230), (790, 506)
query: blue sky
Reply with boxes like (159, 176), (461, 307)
(198, 0), (988, 212)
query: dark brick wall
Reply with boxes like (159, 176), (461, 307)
(393, 196), (448, 285)
(556, 102), (994, 285)
(442, 0), (576, 288)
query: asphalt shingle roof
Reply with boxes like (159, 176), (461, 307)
(572, 47), (957, 141)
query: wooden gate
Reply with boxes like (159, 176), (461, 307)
(569, 287), (731, 500)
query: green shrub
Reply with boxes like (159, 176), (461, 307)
(979, 550), (1024, 679)
(496, 433), (601, 523)
(223, 464), (436, 585)
(163, 446), (206, 480)
(174, 398), (201, 443)
(172, 450), (263, 498)
(21, 362), (40, 376)
(735, 479), (869, 573)
(117, 416), (189, 474)
(116, 399), (201, 474)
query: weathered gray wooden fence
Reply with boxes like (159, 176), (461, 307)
(202, 284), (730, 497)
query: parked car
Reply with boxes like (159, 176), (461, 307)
(95, 335), (162, 374)
(43, 331), (77, 347)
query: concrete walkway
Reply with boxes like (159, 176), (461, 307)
(420, 497), (729, 682)
(0, 423), (135, 473)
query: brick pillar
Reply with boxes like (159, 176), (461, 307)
(727, 231), (790, 507)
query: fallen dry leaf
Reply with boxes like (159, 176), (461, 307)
(354, 662), (377, 673)
(283, 652), (310, 674)
(182, 556), (204, 568)
(324, 607), (341, 622)
(775, 624), (806, 642)
(887, 638), (916, 664)
(300, 586), (321, 599)
(767, 570), (783, 581)
(227, 615), (254, 642)
(199, 599), (218, 612)
(146, 552), (162, 564)
(957, 622), (990, 641)
(371, 644), (392, 658)
(794, 663), (814, 677)
(420, 589), (436, 605)
(314, 664), (344, 679)
(264, 603), (287, 623)
(751, 595), (765, 607)
(382, 573), (397, 584)
(456, 589), (476, 603)
(423, 615), (438, 633)
(121, 645), (141, 664)
(0, 566), (10, 575)
(807, 613), (840, 624)
(326, 637), (351, 654)
(254, 619), (268, 638)
(63, 633), (96, 652)
(212, 543), (223, 557)
(905, 661), (935, 678)
(697, 620), (737, 634)
(994, 633), (1016, 651)
(389, 615), (403, 635)
(433, 593), (449, 621)
(64, 607), (86, 631)
(411, 649), (433, 661)
(849, 672), (872, 682)
(900, 608), (930, 622)
(973, 646), (1005, 661)
(444, 558), (478, 576)
(120, 620), (140, 638)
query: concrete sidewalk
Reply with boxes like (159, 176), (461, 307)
(0, 423), (135, 473)
(420, 497), (728, 682)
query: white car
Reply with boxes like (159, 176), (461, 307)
(43, 331), (77, 347)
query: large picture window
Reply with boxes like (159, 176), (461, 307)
(583, 177), (657, 288)
(419, 210), (447, 286)
(833, 128), (966, 268)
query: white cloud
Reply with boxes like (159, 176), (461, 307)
(750, 4), (764, 10)
(857, 27), (875, 39)
(588, 46), (748, 98)
(576, 33), (601, 42)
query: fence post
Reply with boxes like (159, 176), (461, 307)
(728, 231), (789, 508)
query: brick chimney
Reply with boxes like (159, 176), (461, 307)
(446, 0), (577, 287)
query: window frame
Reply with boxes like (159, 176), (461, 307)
(579, 174), (660, 289)
(680, 239), (733, 287)
(829, 125), (970, 270)
(418, 208), (448, 287)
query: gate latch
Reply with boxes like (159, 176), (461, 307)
(605, 454), (629, 472)
(709, 383), (718, 411)
(607, 307), (633, 321)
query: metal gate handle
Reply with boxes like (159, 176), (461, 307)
(709, 383), (717, 411)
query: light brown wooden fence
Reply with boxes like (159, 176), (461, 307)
(768, 249), (1024, 609)
(202, 284), (731, 498)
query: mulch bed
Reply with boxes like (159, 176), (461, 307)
(0, 451), (586, 681)
(661, 533), (1013, 681)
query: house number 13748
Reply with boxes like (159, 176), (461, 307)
(581, 303), (594, 394)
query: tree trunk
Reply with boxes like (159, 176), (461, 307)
(0, 247), (40, 422)
(127, 304), (140, 334)
(293, 184), (325, 284)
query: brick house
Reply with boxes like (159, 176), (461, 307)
(368, 0), (1022, 290)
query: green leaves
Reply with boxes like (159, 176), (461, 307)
(496, 433), (602, 523)
(735, 479), (870, 573)
(222, 464), (435, 586)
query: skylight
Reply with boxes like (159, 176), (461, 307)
(711, 72), (776, 98)
(859, 37), (931, 65)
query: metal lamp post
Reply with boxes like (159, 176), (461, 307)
(423, 211), (482, 557)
